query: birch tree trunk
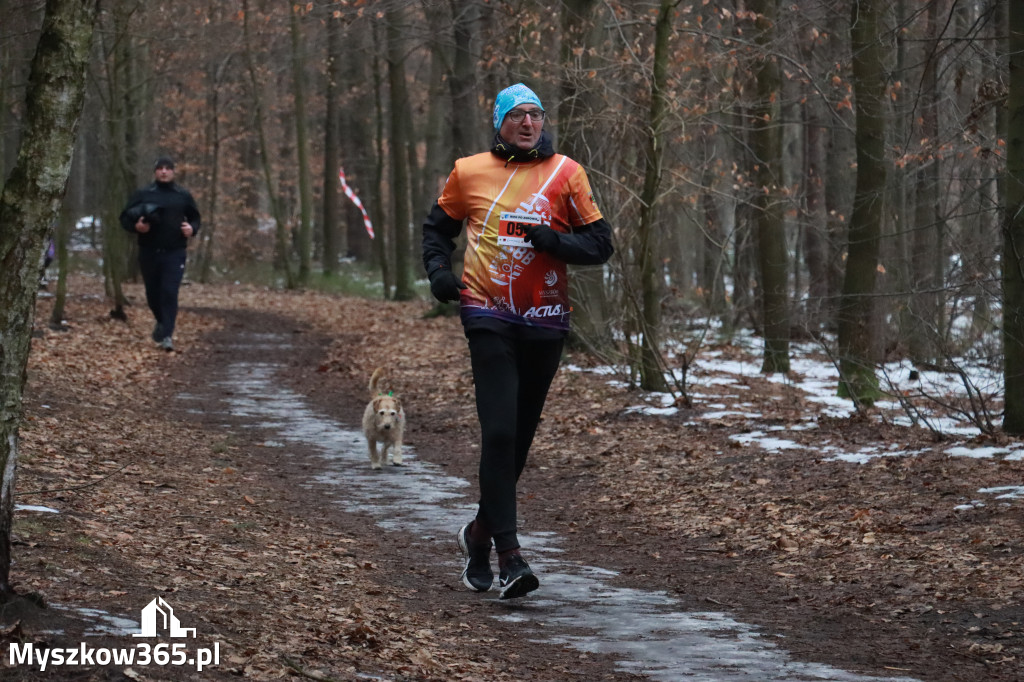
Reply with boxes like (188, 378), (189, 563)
(0, 0), (97, 595)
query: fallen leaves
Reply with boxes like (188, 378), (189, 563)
(13, 275), (1024, 680)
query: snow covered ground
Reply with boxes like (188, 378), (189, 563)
(566, 329), (1024, 513)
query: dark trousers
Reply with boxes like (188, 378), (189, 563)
(467, 329), (563, 553)
(138, 247), (186, 338)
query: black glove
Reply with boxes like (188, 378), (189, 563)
(428, 267), (466, 303)
(523, 224), (560, 253)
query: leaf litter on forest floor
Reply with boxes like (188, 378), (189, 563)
(10, 275), (1024, 679)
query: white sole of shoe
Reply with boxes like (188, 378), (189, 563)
(457, 525), (493, 592)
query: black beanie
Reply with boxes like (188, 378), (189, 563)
(154, 156), (175, 170)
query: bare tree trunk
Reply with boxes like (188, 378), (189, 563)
(371, 21), (391, 296)
(837, 0), (888, 406)
(700, 172), (727, 315)
(340, 19), (373, 261)
(420, 1), (450, 215)
(196, 54), (229, 284)
(0, 0), (97, 595)
(290, 6), (313, 285)
(732, 200), (757, 329)
(0, 0), (9, 180)
(906, 0), (942, 364)
(750, 0), (789, 374)
(559, 0), (613, 354)
(802, 102), (829, 332)
(386, 7), (414, 301)
(635, 0), (675, 392)
(242, 0), (294, 288)
(49, 200), (74, 328)
(890, 0), (912, 357)
(448, 0), (480, 160)
(321, 7), (342, 276)
(1003, 0), (1024, 432)
(824, 13), (857, 330)
(99, 0), (139, 320)
(288, 5), (311, 280)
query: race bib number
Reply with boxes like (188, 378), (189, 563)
(498, 212), (542, 248)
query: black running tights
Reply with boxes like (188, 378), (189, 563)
(466, 329), (563, 554)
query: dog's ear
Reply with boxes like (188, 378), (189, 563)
(372, 396), (384, 412)
(393, 398), (402, 414)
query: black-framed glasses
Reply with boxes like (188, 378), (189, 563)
(507, 109), (545, 123)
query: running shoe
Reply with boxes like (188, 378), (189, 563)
(498, 554), (539, 600)
(457, 524), (493, 592)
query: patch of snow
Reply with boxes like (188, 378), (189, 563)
(978, 486), (1024, 500)
(15, 504), (60, 513)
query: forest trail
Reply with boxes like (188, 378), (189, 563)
(5, 279), (1021, 680)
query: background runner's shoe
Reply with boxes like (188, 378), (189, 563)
(498, 554), (539, 599)
(457, 524), (493, 592)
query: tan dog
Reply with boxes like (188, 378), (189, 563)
(362, 368), (405, 469)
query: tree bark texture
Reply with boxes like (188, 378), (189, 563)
(0, 0), (97, 594)
(635, 0), (675, 392)
(370, 23), (391, 296)
(750, 0), (790, 374)
(290, 7), (313, 285)
(906, 0), (942, 364)
(1003, 0), (1024, 432)
(242, 0), (294, 289)
(448, 0), (480, 160)
(321, 9), (343, 276)
(559, 0), (613, 354)
(837, 0), (888, 406)
(802, 103), (829, 331)
(387, 6), (414, 301)
(99, 0), (138, 318)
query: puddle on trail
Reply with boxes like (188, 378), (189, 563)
(183, 332), (919, 682)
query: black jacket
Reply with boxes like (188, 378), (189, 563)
(120, 181), (201, 251)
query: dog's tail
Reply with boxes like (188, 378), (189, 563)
(368, 367), (386, 396)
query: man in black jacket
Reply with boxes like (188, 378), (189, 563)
(120, 156), (201, 351)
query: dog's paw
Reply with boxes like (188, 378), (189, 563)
(391, 459), (404, 467)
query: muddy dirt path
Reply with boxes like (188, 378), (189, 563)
(10, 283), (1018, 681)
(167, 298), (1000, 682)
(189, 311), (920, 682)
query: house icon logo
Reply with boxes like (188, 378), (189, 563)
(132, 597), (196, 638)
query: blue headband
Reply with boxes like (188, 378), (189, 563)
(492, 83), (544, 130)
